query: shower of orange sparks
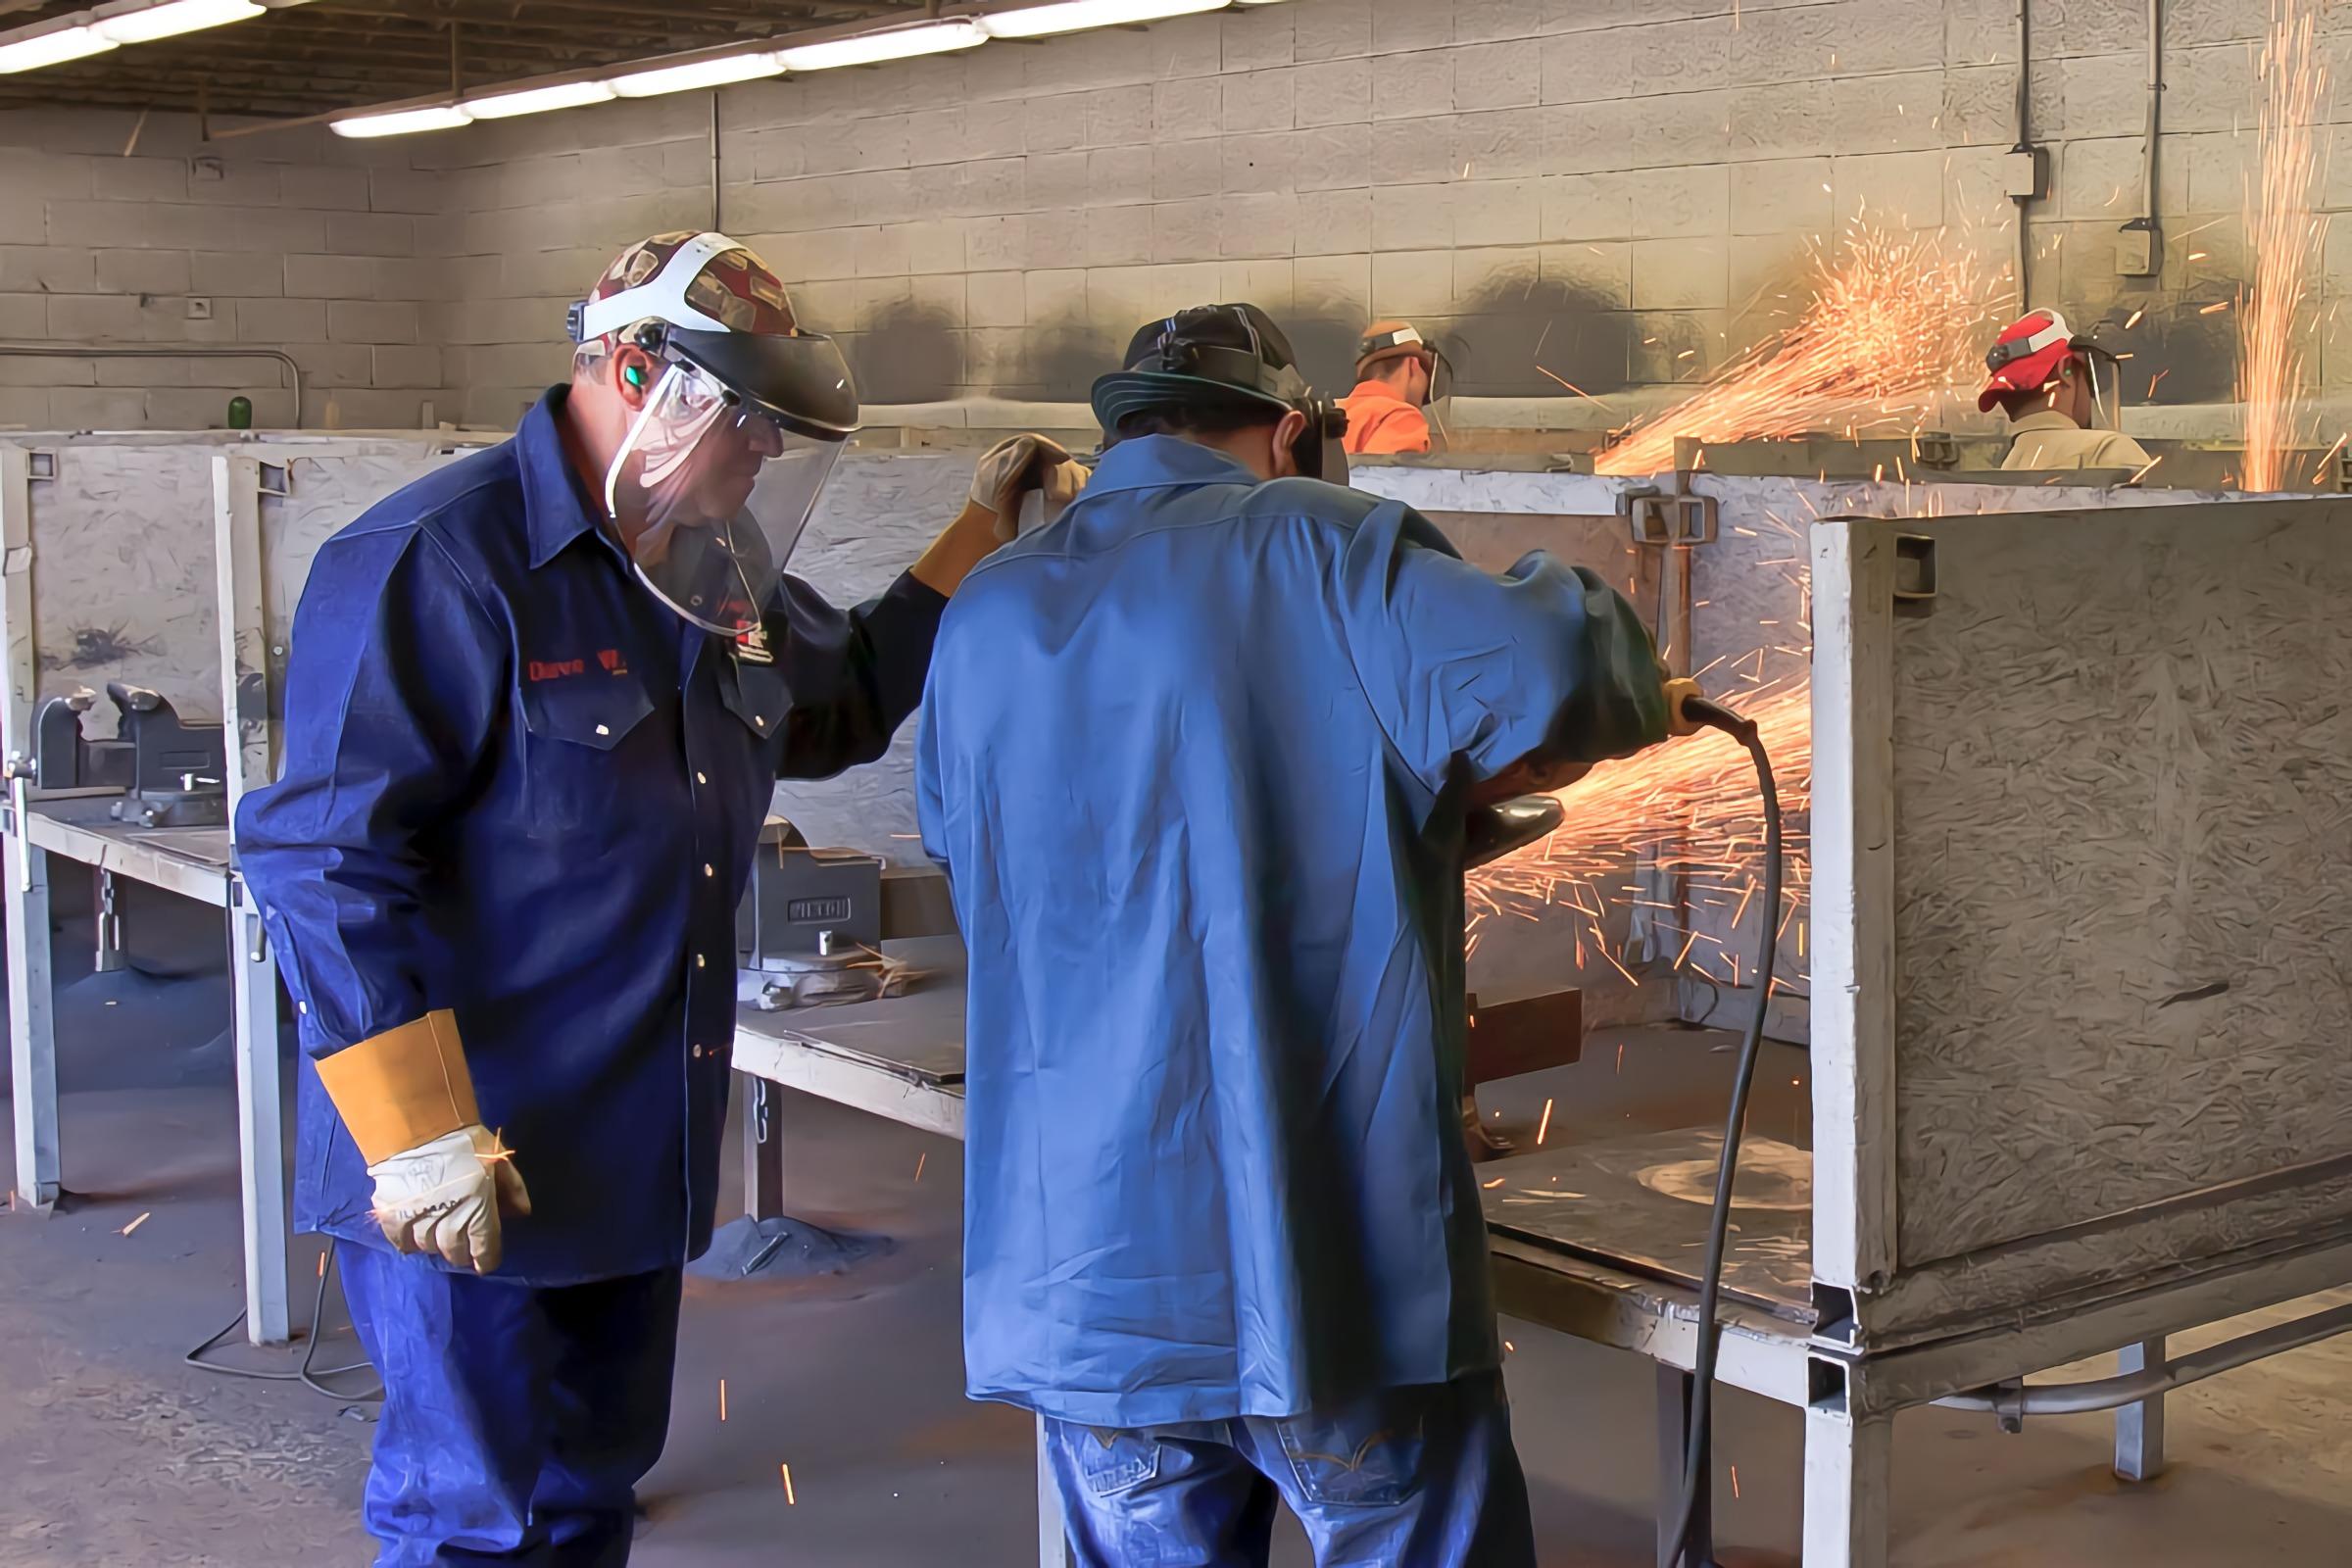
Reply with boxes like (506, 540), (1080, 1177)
(1467, 681), (1812, 992)
(2240, 0), (2330, 492)
(1595, 222), (2000, 476)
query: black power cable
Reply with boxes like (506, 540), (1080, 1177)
(183, 1238), (382, 1404)
(1659, 695), (1782, 1568)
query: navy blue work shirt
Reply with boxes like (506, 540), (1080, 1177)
(237, 388), (942, 1285)
(918, 436), (1669, 1426)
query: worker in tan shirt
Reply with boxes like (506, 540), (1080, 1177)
(1981, 308), (2154, 472)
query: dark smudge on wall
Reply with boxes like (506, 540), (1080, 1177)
(848, 303), (960, 405)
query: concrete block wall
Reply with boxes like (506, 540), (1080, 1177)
(0, 107), (449, 431)
(14, 0), (2352, 434)
(414, 0), (2352, 430)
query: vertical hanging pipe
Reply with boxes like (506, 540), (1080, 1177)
(2141, 1), (2163, 232)
(2014, 0), (2034, 313)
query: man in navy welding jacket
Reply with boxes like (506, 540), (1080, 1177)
(917, 304), (1685, 1566)
(234, 232), (1056, 1565)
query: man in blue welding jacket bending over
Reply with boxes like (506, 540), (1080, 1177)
(233, 231), (1075, 1565)
(917, 302), (1690, 1566)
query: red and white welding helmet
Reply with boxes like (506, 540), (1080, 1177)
(1977, 308), (2083, 413)
(567, 231), (858, 646)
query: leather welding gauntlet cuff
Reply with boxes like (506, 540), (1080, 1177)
(313, 1008), (480, 1164)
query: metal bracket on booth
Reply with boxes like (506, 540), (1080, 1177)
(1914, 430), (1961, 469)
(1618, 486), (1718, 548)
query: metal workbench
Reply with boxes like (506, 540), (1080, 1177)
(3, 794), (290, 1345)
(724, 942), (1066, 1552)
(3, 436), (480, 1349)
(731, 941), (2352, 1568)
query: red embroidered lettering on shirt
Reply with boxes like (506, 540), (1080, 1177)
(597, 648), (629, 675)
(527, 659), (588, 682)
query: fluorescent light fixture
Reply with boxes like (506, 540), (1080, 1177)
(984, 0), (1226, 38)
(0, 25), (115, 73)
(775, 19), (986, 71)
(331, 104), (473, 138)
(609, 51), (782, 98)
(464, 79), (616, 120)
(94, 0), (264, 44)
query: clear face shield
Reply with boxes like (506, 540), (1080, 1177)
(1421, 345), (1456, 454)
(602, 329), (857, 643)
(2075, 345), (2123, 432)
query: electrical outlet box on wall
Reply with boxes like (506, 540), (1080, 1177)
(2116, 220), (2161, 277)
(2001, 146), (2047, 201)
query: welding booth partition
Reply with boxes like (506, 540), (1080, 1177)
(767, 454), (2352, 1413)
(11, 434), (2352, 1425)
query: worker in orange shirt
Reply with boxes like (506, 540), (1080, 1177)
(1340, 320), (1440, 456)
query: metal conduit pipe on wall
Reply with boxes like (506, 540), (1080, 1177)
(2117, 0), (2166, 277)
(0, 344), (306, 430)
(2142, 0), (2164, 233)
(1936, 1300), (2352, 1420)
(2013, 0), (2033, 312)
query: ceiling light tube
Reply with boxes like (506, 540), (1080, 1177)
(775, 19), (987, 72)
(983, 0), (1226, 39)
(93, 0), (265, 44)
(463, 79), (615, 120)
(0, 25), (115, 73)
(330, 104), (474, 138)
(609, 51), (783, 98)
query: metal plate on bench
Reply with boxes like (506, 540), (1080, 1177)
(734, 934), (968, 1086)
(130, 827), (235, 868)
(1481, 1127), (1815, 1322)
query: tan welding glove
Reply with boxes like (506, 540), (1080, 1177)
(971, 433), (1092, 541)
(315, 1008), (528, 1272)
(367, 1124), (532, 1275)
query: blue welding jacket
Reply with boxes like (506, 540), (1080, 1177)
(236, 389), (943, 1285)
(918, 436), (1669, 1427)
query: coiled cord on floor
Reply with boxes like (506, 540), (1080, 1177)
(1659, 696), (1781, 1568)
(183, 1237), (382, 1404)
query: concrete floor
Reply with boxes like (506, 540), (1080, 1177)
(5, 884), (2351, 1565)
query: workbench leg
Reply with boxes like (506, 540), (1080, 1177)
(2114, 1337), (2166, 1482)
(231, 908), (289, 1347)
(1036, 1413), (1072, 1568)
(742, 1074), (787, 1222)
(1802, 1405), (1891, 1568)
(5, 834), (58, 1211)
(1656, 1364), (1714, 1567)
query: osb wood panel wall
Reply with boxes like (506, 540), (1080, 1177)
(1887, 497), (2352, 1268)
(257, 450), (482, 724)
(21, 444), (220, 736)
(1674, 474), (2243, 1052)
(764, 451), (973, 866)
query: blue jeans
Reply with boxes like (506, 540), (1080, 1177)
(1042, 1373), (1535, 1568)
(339, 1244), (684, 1566)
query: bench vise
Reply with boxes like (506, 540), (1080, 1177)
(32, 683), (228, 828)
